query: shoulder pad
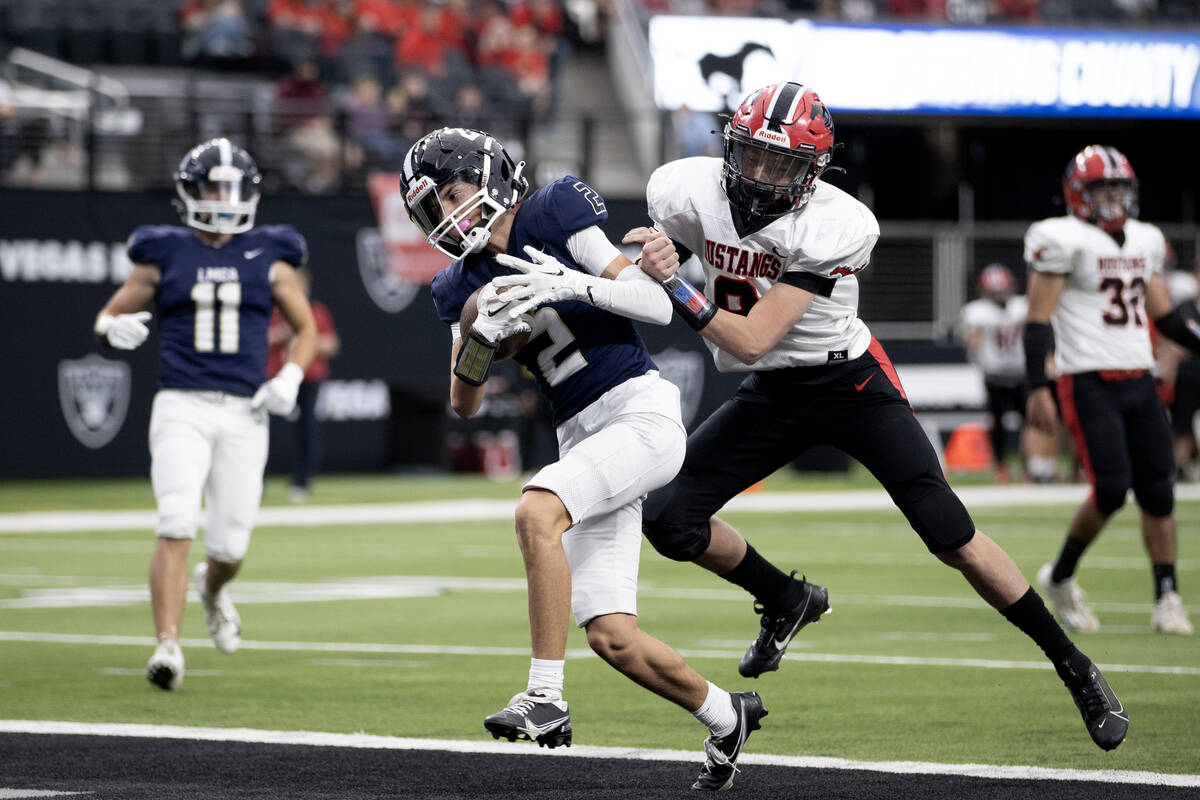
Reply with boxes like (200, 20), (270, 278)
(126, 225), (185, 265)
(1024, 217), (1076, 273)
(544, 176), (608, 236)
(256, 225), (308, 267)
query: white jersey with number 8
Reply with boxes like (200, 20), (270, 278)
(1023, 214), (1166, 375)
(648, 157), (878, 372)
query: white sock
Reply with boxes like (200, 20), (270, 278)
(692, 681), (736, 737)
(527, 658), (564, 697)
(1028, 456), (1057, 481)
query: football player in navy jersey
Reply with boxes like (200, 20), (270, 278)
(405, 126), (764, 790)
(93, 138), (318, 692)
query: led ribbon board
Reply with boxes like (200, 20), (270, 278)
(650, 17), (1200, 119)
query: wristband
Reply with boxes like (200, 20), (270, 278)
(661, 274), (716, 331)
(1154, 304), (1200, 357)
(1023, 321), (1053, 390)
(453, 330), (498, 387)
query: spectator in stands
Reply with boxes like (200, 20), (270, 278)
(267, 266), (340, 503)
(391, 71), (440, 149)
(395, 6), (457, 74)
(180, 0), (253, 64)
(274, 59), (345, 192)
(889, 0), (947, 18)
(266, 0), (325, 67)
(502, 24), (553, 115)
(346, 75), (401, 169)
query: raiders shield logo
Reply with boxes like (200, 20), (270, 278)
(356, 227), (421, 314)
(58, 353), (132, 449)
(652, 347), (706, 428)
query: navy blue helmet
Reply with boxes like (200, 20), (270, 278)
(175, 138), (262, 234)
(400, 127), (528, 258)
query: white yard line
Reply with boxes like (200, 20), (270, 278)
(7, 484), (1200, 533)
(3, 631), (1198, 676)
(0, 720), (1196, 788)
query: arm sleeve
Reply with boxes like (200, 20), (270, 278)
(566, 225), (622, 277)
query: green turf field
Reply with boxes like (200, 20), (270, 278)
(1, 471), (1197, 774)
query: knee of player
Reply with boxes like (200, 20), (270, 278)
(933, 529), (981, 570)
(1093, 479), (1130, 514)
(205, 530), (251, 563)
(514, 490), (569, 543)
(643, 517), (709, 562)
(584, 615), (636, 662)
(154, 507), (200, 540)
(1132, 479), (1173, 518)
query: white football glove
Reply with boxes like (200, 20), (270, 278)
(494, 246), (593, 313)
(494, 245), (672, 325)
(251, 362), (303, 416)
(94, 311), (152, 350)
(469, 282), (532, 344)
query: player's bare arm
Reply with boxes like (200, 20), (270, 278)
(94, 263), (161, 349)
(270, 261), (318, 372)
(99, 263), (160, 318)
(448, 335), (487, 418)
(702, 282), (815, 365)
(1023, 270), (1067, 434)
(625, 228), (815, 364)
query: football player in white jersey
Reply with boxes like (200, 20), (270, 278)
(1023, 144), (1197, 636)
(958, 263), (1057, 483)
(508, 82), (1130, 751)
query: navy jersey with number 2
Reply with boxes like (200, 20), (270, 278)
(127, 224), (307, 397)
(431, 177), (656, 426)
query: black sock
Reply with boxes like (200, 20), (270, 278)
(1050, 537), (1088, 583)
(719, 544), (802, 610)
(1001, 588), (1091, 684)
(1153, 564), (1177, 600)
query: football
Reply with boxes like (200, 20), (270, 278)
(459, 285), (530, 362)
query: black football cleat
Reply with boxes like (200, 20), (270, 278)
(484, 690), (572, 748)
(1060, 658), (1128, 751)
(692, 692), (768, 791)
(739, 574), (830, 678)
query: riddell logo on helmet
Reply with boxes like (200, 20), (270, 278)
(405, 175), (435, 206)
(753, 129), (790, 146)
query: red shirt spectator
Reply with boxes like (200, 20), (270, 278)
(889, 0), (947, 17)
(510, 0), (564, 36)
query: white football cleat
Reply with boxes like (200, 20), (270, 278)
(1037, 562), (1100, 633)
(194, 561), (241, 654)
(146, 640), (184, 691)
(1152, 591), (1194, 634)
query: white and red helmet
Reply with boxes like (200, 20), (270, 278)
(1062, 145), (1138, 233)
(977, 263), (1016, 302)
(722, 81), (834, 233)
